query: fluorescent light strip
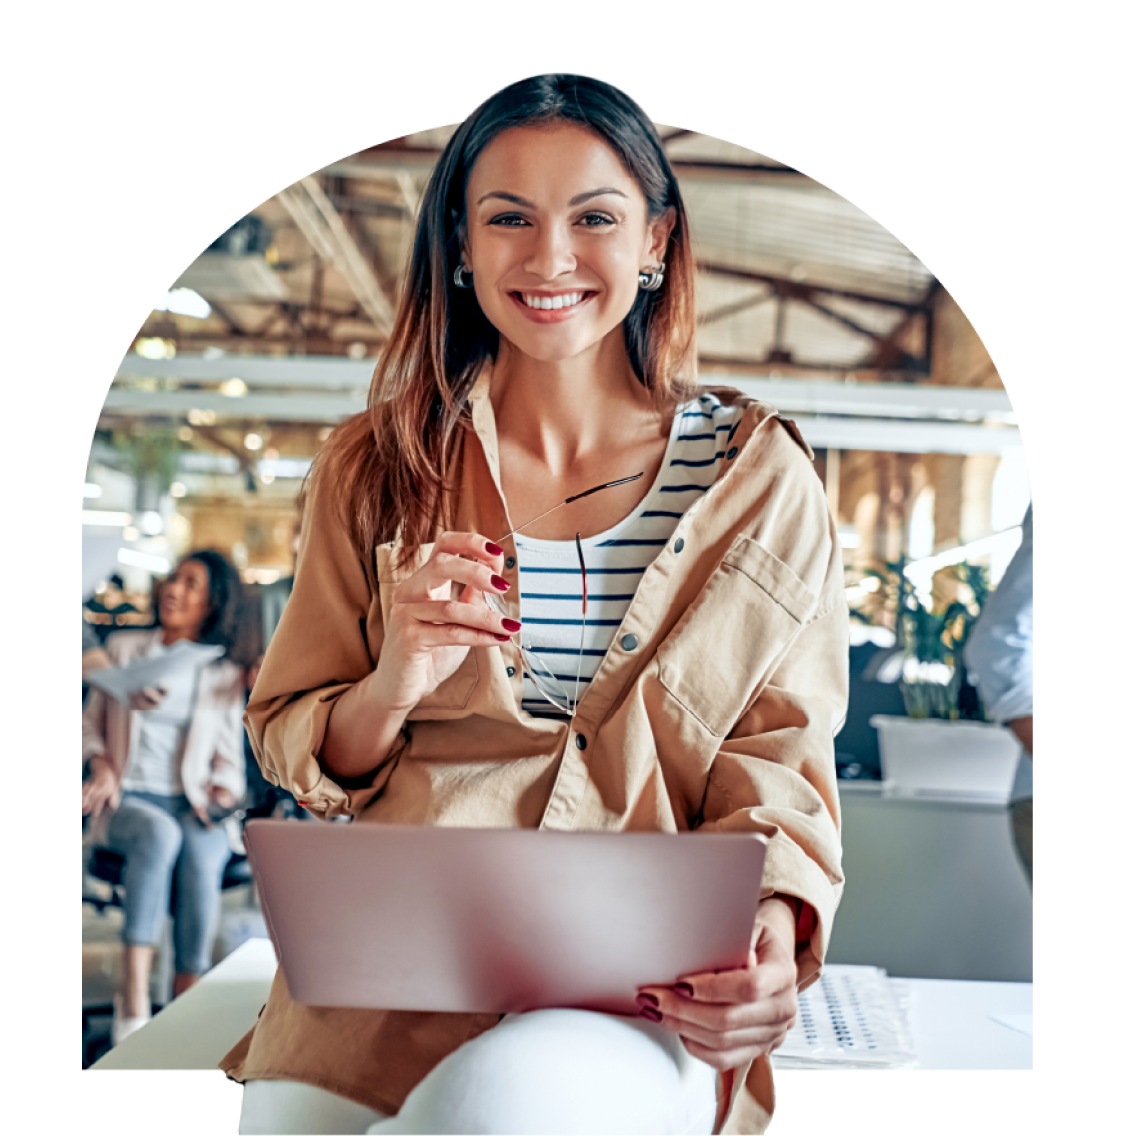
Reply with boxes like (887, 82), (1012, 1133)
(117, 548), (170, 573)
(82, 510), (132, 527)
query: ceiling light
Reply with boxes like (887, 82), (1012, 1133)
(139, 511), (164, 535)
(245, 432), (263, 451)
(83, 483), (102, 499)
(220, 378), (248, 397)
(170, 481), (187, 498)
(118, 548), (171, 573)
(158, 288), (212, 320)
(82, 510), (132, 527)
(135, 337), (177, 360)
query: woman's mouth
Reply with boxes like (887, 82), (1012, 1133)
(510, 291), (595, 322)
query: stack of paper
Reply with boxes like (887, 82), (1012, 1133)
(85, 641), (225, 703)
(772, 964), (917, 1069)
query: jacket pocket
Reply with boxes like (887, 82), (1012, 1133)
(656, 534), (817, 737)
(374, 542), (481, 714)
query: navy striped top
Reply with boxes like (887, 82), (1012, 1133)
(513, 392), (744, 721)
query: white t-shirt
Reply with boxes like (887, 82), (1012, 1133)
(121, 638), (201, 796)
(514, 392), (745, 721)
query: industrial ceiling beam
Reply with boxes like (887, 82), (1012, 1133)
(697, 262), (928, 313)
(109, 356), (1015, 420)
(275, 176), (395, 335)
(98, 393), (1022, 455)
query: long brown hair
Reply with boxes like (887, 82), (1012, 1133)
(314, 74), (699, 574)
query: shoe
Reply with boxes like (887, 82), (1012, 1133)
(111, 993), (150, 1046)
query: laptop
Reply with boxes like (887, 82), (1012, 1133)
(244, 819), (768, 1016)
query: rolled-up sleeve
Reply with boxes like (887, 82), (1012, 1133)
(963, 505), (1033, 723)
(697, 532), (848, 991)
(244, 454), (401, 820)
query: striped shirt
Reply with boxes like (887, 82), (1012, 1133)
(514, 392), (744, 721)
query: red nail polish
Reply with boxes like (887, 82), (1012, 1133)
(491, 574), (510, 592)
(485, 541), (503, 556)
(640, 1005), (663, 1023)
(297, 801), (308, 808)
(636, 992), (659, 1008)
(501, 619), (522, 632)
(493, 634), (511, 642)
(673, 982), (694, 997)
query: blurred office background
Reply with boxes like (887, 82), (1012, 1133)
(82, 124), (1032, 1064)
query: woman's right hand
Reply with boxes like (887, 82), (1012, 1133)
(128, 686), (167, 713)
(372, 532), (518, 711)
(82, 756), (120, 817)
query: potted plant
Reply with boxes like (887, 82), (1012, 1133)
(848, 556), (1022, 796)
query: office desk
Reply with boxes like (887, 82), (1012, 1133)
(827, 783), (1033, 982)
(92, 939), (1031, 1072)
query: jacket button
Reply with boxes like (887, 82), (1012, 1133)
(575, 734), (587, 750)
(506, 666), (516, 678)
(674, 538), (685, 554)
(620, 634), (639, 651)
(727, 446), (739, 459)
(505, 556), (516, 570)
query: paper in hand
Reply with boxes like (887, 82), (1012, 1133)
(86, 641), (225, 703)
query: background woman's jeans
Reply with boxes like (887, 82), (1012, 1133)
(105, 790), (232, 974)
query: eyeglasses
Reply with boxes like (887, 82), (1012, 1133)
(484, 473), (643, 717)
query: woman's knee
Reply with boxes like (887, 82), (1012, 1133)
(110, 801), (183, 864)
(392, 1010), (706, 1134)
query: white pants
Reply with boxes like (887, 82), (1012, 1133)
(239, 1008), (721, 1135)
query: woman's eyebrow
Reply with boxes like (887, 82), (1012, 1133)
(476, 187), (629, 207)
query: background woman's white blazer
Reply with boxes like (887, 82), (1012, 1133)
(83, 628), (248, 843)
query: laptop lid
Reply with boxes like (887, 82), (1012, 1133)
(245, 819), (767, 1016)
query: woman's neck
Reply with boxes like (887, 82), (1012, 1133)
(160, 627), (198, 647)
(489, 332), (666, 475)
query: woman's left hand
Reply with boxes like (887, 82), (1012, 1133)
(636, 897), (799, 1071)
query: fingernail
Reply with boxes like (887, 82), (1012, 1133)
(501, 619), (522, 632)
(491, 575), (510, 592)
(493, 634), (511, 642)
(485, 541), (503, 556)
(673, 982), (694, 997)
(640, 1005), (663, 1023)
(636, 992), (659, 1008)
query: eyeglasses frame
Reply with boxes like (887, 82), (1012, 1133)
(483, 473), (644, 717)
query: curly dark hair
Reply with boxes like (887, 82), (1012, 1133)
(169, 549), (243, 658)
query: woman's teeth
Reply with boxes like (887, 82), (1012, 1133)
(520, 292), (585, 310)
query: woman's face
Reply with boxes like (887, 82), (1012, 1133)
(160, 558), (212, 640)
(463, 122), (673, 366)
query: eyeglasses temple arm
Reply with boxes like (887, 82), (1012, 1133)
(574, 532), (586, 716)
(493, 472), (644, 545)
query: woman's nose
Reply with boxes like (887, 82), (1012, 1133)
(523, 223), (576, 280)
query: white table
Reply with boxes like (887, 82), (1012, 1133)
(92, 938), (1031, 1071)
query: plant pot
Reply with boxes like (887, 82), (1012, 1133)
(869, 715), (1022, 798)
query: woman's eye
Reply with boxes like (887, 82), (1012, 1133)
(488, 213), (613, 226)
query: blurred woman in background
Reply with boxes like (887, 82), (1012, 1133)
(82, 550), (247, 1044)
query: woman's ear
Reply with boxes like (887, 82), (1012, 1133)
(646, 207), (676, 266)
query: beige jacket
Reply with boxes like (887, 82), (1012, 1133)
(82, 628), (248, 841)
(221, 367), (848, 1134)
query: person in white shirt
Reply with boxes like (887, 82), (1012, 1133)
(82, 550), (248, 1043)
(964, 505), (1033, 883)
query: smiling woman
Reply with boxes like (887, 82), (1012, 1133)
(225, 74), (846, 1136)
(307, 75), (699, 576)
